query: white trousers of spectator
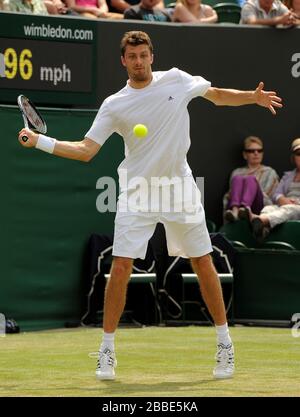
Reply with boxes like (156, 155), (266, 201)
(261, 204), (300, 228)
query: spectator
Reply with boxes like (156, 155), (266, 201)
(240, 0), (296, 25)
(251, 138), (300, 240)
(65, 0), (123, 18)
(44, 0), (69, 13)
(172, 0), (218, 23)
(0, 0), (4, 10)
(223, 135), (279, 223)
(5, 0), (48, 13)
(107, 0), (164, 13)
(124, 0), (171, 20)
(284, 0), (300, 22)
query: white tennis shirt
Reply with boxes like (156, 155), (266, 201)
(86, 67), (211, 192)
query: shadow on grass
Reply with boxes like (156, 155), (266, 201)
(4, 378), (219, 396)
(95, 379), (219, 395)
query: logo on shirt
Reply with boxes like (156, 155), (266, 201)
(168, 96), (174, 101)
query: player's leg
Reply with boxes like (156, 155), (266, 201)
(103, 256), (133, 333)
(96, 210), (158, 380)
(96, 256), (133, 380)
(190, 254), (227, 325)
(163, 216), (234, 379)
(190, 255), (234, 380)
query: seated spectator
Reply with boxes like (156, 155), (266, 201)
(172, 0), (218, 23)
(5, 0), (48, 13)
(65, 0), (123, 18)
(240, 0), (296, 25)
(251, 138), (300, 241)
(283, 0), (300, 22)
(124, 0), (171, 20)
(223, 135), (279, 223)
(44, 0), (69, 14)
(107, 0), (164, 13)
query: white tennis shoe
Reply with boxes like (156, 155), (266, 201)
(213, 343), (235, 379)
(96, 348), (117, 380)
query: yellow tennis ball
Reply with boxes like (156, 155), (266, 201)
(133, 124), (148, 138)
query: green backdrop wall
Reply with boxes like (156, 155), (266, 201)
(2, 14), (300, 329)
(0, 106), (123, 330)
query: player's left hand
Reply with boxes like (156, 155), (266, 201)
(254, 82), (283, 115)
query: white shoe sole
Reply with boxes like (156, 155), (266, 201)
(213, 372), (234, 380)
(96, 372), (115, 380)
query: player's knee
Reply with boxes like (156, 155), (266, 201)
(111, 257), (133, 278)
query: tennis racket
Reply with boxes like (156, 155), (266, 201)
(17, 95), (47, 142)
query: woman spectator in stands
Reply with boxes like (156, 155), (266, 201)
(5, 0), (48, 13)
(107, 0), (164, 14)
(172, 0), (218, 23)
(65, 0), (123, 18)
(44, 0), (71, 14)
(223, 135), (279, 223)
(251, 138), (300, 241)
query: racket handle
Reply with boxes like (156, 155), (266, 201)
(22, 135), (28, 143)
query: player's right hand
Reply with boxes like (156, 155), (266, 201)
(18, 128), (39, 148)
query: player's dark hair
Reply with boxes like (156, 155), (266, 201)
(120, 31), (153, 56)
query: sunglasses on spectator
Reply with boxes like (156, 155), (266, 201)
(244, 149), (263, 154)
(293, 150), (300, 156)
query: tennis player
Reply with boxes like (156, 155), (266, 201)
(18, 31), (283, 381)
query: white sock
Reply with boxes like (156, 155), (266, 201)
(100, 331), (115, 352)
(215, 323), (232, 346)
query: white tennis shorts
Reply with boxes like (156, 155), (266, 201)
(112, 184), (212, 259)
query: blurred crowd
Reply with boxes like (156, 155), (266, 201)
(0, 0), (300, 27)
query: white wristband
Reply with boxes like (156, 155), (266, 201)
(36, 134), (56, 154)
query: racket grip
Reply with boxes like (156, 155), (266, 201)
(22, 135), (28, 143)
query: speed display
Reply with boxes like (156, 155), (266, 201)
(0, 13), (97, 106)
(0, 38), (92, 92)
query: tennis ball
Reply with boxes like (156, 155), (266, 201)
(133, 124), (148, 138)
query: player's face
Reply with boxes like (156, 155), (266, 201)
(121, 44), (153, 84)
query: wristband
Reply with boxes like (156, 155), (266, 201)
(36, 134), (56, 154)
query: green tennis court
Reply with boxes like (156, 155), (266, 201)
(0, 326), (299, 397)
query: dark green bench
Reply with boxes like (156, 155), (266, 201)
(181, 273), (234, 323)
(219, 220), (300, 250)
(105, 273), (160, 324)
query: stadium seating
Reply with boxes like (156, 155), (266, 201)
(260, 241), (296, 251)
(204, 0), (240, 6)
(219, 220), (300, 250)
(181, 273), (233, 323)
(206, 218), (217, 233)
(234, 247), (300, 324)
(213, 2), (241, 23)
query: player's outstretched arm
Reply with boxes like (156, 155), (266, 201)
(203, 82), (283, 115)
(18, 128), (101, 162)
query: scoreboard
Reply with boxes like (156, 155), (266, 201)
(0, 13), (97, 107)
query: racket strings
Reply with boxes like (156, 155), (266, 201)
(20, 97), (46, 133)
